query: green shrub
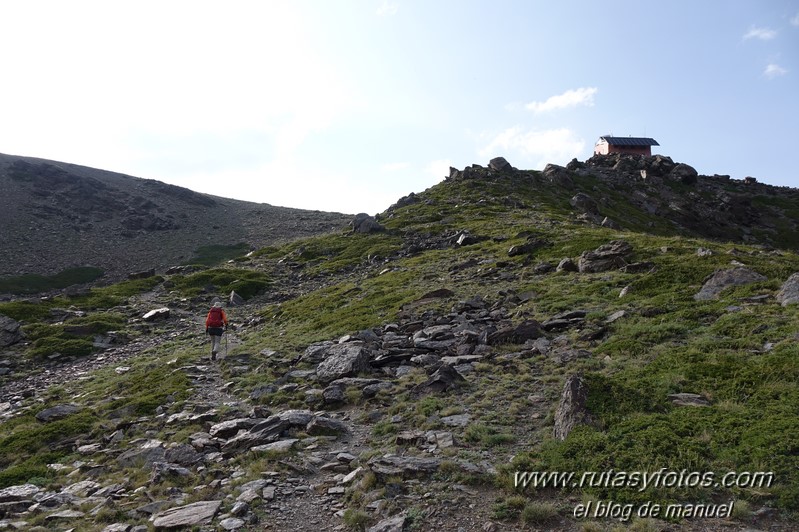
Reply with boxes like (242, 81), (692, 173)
(521, 501), (558, 524)
(342, 508), (370, 531)
(0, 300), (55, 322)
(172, 268), (269, 299)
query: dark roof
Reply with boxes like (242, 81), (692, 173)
(598, 136), (659, 147)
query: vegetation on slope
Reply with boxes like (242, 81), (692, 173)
(1, 166), (798, 529)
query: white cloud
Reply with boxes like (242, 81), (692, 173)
(479, 127), (585, 168)
(791, 13), (799, 26)
(743, 26), (777, 40)
(525, 87), (598, 114)
(764, 63), (788, 78)
(377, 0), (398, 16)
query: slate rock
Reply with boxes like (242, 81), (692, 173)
(301, 341), (335, 364)
(151, 500), (222, 528)
(508, 237), (549, 257)
(117, 442), (166, 468)
(35, 404), (80, 422)
(102, 524), (133, 532)
(368, 455), (442, 478)
(46, 510), (85, 520)
(222, 417), (290, 454)
(0, 484), (41, 502)
(277, 409), (316, 427)
(367, 514), (407, 532)
(413, 365), (466, 394)
(307, 416), (350, 436)
(61, 480), (101, 497)
(578, 240), (633, 273)
(488, 320), (543, 344)
(316, 343), (371, 383)
(0, 315), (23, 347)
(165, 443), (202, 466)
(209, 418), (260, 439)
(553, 374), (591, 440)
(322, 385), (345, 404)
(251, 439), (298, 454)
(220, 517), (246, 530)
(694, 267), (767, 300)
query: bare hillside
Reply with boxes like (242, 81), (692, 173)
(0, 153), (352, 282)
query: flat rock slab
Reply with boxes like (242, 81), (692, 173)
(151, 500), (222, 528)
(35, 404), (81, 422)
(440, 414), (471, 427)
(368, 455), (442, 478)
(251, 438), (298, 453)
(0, 484), (41, 502)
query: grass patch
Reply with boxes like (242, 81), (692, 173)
(187, 243), (251, 266)
(0, 266), (104, 295)
(22, 313), (126, 359)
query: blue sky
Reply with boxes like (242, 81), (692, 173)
(1, 0), (797, 214)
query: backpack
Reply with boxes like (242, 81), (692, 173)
(207, 307), (224, 328)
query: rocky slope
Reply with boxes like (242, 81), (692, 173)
(0, 153), (351, 283)
(0, 155), (798, 531)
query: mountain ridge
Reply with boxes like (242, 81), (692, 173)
(0, 152), (352, 284)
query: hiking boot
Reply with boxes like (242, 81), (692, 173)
(211, 350), (217, 361)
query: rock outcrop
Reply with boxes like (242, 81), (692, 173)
(694, 267), (767, 300)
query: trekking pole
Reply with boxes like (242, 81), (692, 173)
(225, 332), (229, 358)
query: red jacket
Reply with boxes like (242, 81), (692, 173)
(205, 307), (228, 328)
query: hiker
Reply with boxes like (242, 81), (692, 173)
(205, 301), (228, 360)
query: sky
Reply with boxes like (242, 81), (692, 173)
(1, 0), (797, 215)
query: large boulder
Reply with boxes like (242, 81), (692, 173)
(669, 163), (698, 184)
(542, 164), (573, 187)
(776, 273), (799, 306)
(578, 240), (633, 273)
(351, 213), (384, 234)
(0, 315), (23, 347)
(488, 156), (512, 172)
(646, 154), (675, 176)
(694, 267), (767, 300)
(316, 343), (372, 383)
(570, 193), (599, 215)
